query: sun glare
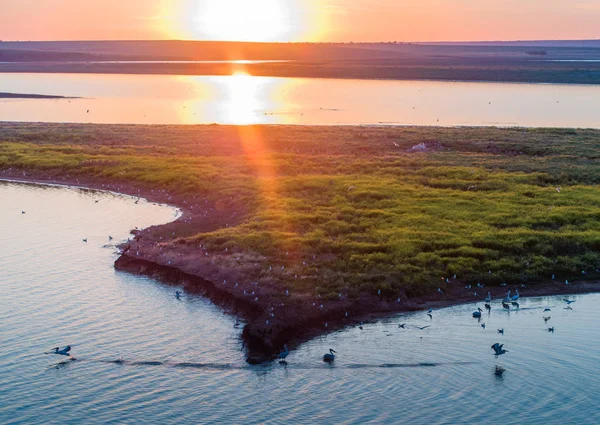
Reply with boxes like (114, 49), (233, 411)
(159, 0), (319, 42)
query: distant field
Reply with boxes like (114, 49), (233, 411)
(2, 123), (600, 299)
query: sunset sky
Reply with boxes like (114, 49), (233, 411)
(1, 0), (599, 42)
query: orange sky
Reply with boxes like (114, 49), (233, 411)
(1, 0), (599, 42)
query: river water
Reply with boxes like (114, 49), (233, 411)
(1, 73), (600, 128)
(1, 181), (600, 424)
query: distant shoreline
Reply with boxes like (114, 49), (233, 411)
(0, 92), (77, 99)
(1, 59), (600, 85)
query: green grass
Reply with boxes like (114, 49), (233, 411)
(2, 123), (600, 299)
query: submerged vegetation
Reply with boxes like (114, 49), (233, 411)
(2, 123), (600, 300)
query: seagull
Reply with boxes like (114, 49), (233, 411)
(502, 302), (510, 310)
(494, 365), (506, 376)
(108, 235), (113, 241)
(82, 238), (88, 243)
(472, 307), (483, 318)
(398, 323), (407, 328)
(323, 349), (336, 362)
(175, 291), (181, 299)
(278, 345), (290, 363)
(544, 308), (551, 312)
(481, 323), (486, 329)
(491, 343), (508, 358)
(21, 211), (26, 214)
(543, 316), (551, 323)
(564, 299), (576, 305)
(46, 346), (72, 356)
(498, 328), (504, 335)
(415, 325), (431, 330)
(548, 327), (555, 333)
(427, 313), (433, 319)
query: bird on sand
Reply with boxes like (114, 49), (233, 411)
(491, 343), (508, 358)
(323, 349), (336, 362)
(278, 345), (290, 363)
(398, 323), (407, 328)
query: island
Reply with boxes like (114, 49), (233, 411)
(2, 122), (600, 363)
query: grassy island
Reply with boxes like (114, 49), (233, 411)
(2, 122), (600, 361)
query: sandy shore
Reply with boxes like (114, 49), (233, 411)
(3, 170), (600, 364)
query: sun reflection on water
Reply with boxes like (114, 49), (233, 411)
(180, 73), (300, 125)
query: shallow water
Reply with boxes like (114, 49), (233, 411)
(1, 73), (600, 128)
(1, 181), (600, 424)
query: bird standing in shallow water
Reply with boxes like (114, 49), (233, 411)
(278, 345), (290, 363)
(472, 307), (483, 318)
(323, 349), (336, 362)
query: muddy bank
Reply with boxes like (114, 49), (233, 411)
(113, 243), (600, 363)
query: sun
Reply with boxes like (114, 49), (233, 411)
(159, 0), (313, 42)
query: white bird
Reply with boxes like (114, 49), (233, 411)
(46, 346), (72, 356)
(491, 343), (508, 358)
(484, 292), (492, 303)
(511, 289), (519, 302)
(278, 345), (289, 363)
(472, 307), (483, 318)
(323, 349), (337, 362)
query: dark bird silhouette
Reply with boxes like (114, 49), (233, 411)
(491, 343), (508, 358)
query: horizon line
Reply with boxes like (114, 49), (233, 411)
(1, 38), (600, 44)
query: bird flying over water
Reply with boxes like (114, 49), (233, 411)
(491, 343), (508, 358)
(46, 346), (72, 356)
(548, 327), (555, 333)
(498, 329), (504, 335)
(564, 299), (576, 305)
(543, 316), (551, 323)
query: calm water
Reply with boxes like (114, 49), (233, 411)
(1, 73), (600, 127)
(2, 181), (600, 424)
